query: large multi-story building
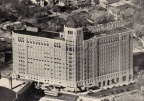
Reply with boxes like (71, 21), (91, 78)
(12, 18), (133, 92)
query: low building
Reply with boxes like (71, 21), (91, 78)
(31, 0), (45, 6)
(0, 78), (33, 101)
(0, 86), (17, 101)
(109, 1), (129, 11)
(39, 94), (78, 101)
(31, 0), (54, 6)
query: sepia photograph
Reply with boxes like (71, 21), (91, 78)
(0, 0), (144, 101)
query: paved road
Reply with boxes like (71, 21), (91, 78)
(88, 82), (137, 97)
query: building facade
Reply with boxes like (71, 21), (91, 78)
(12, 20), (133, 92)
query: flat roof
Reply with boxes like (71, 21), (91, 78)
(95, 27), (132, 37)
(13, 30), (64, 40)
(13, 27), (132, 41)
(87, 26), (132, 39)
(42, 93), (78, 101)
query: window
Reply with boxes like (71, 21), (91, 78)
(68, 31), (73, 34)
(103, 81), (105, 86)
(122, 76), (126, 81)
(116, 78), (119, 83)
(18, 37), (24, 42)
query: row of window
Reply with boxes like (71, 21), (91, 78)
(18, 37), (24, 42)
(99, 36), (119, 45)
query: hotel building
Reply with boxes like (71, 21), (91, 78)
(12, 18), (133, 92)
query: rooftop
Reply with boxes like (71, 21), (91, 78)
(41, 93), (78, 101)
(0, 86), (16, 101)
(87, 25), (132, 37)
(13, 30), (64, 40)
(13, 24), (132, 41)
(95, 27), (131, 37)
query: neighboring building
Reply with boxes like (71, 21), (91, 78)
(0, 86), (17, 101)
(31, 0), (51, 6)
(31, 0), (45, 6)
(100, 0), (129, 10)
(12, 17), (133, 92)
(109, 1), (128, 11)
(0, 81), (33, 101)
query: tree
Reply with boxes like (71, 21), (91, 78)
(134, 24), (144, 38)
(91, 11), (114, 24)
(20, 0), (33, 5)
(134, 66), (140, 75)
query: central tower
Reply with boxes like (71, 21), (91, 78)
(61, 17), (84, 91)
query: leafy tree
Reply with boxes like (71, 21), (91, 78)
(132, 0), (144, 9)
(134, 24), (144, 38)
(20, 0), (33, 5)
(134, 66), (140, 75)
(91, 11), (114, 24)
